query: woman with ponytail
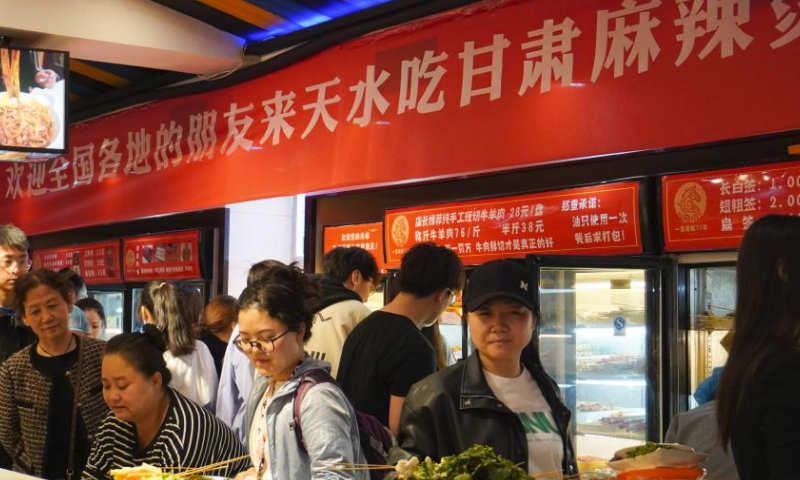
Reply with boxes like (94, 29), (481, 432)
(139, 281), (217, 409)
(717, 214), (800, 479)
(82, 330), (249, 480)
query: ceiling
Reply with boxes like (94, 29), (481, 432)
(1, 0), (472, 122)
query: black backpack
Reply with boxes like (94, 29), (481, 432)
(292, 369), (396, 480)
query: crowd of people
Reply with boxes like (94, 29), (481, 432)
(0, 214), (799, 480)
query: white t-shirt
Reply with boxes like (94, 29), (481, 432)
(484, 367), (564, 476)
(164, 340), (219, 410)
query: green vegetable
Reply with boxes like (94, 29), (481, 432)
(410, 445), (528, 480)
(625, 442), (673, 459)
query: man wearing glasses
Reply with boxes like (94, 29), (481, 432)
(305, 246), (381, 378)
(0, 224), (36, 469)
(337, 242), (463, 436)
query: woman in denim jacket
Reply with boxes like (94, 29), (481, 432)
(234, 262), (367, 480)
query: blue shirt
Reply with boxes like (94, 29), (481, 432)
(215, 325), (254, 445)
(69, 305), (89, 334)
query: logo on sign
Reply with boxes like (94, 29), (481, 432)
(674, 181), (707, 223)
(613, 316), (627, 337)
(391, 215), (410, 248)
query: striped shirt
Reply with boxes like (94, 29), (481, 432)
(82, 388), (249, 480)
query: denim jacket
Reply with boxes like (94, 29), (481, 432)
(245, 356), (368, 480)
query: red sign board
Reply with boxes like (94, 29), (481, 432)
(323, 222), (385, 269)
(385, 182), (641, 267)
(123, 230), (201, 281)
(1, 1), (799, 235)
(32, 240), (122, 284)
(663, 160), (800, 251)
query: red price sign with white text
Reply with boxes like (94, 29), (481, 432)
(32, 240), (122, 284)
(663, 160), (800, 251)
(123, 230), (201, 281)
(323, 222), (385, 269)
(384, 182), (641, 267)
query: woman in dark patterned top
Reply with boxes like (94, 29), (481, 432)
(82, 329), (249, 480)
(0, 269), (108, 480)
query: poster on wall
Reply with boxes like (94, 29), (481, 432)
(663, 160), (800, 251)
(385, 181), (642, 267)
(323, 222), (385, 269)
(31, 240), (121, 284)
(123, 230), (201, 281)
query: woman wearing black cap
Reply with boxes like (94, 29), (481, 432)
(389, 259), (577, 478)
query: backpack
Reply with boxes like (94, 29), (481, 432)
(292, 369), (396, 480)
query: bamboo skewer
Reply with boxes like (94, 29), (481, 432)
(175, 455), (250, 478)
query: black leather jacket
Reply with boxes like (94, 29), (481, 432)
(389, 352), (577, 476)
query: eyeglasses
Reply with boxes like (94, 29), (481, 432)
(446, 289), (459, 307)
(233, 329), (291, 354)
(0, 258), (32, 273)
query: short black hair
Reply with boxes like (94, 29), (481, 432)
(247, 259), (288, 287)
(323, 247), (380, 284)
(58, 268), (86, 294)
(76, 297), (106, 322)
(237, 263), (320, 342)
(0, 224), (28, 251)
(396, 243), (463, 297)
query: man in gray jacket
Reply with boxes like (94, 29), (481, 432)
(306, 247), (380, 377)
(665, 400), (738, 480)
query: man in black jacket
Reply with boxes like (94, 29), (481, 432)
(0, 224), (36, 469)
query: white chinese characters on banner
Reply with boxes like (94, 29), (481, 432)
(5, 0), (794, 202)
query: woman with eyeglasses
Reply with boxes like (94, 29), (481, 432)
(234, 263), (367, 480)
(82, 330), (249, 480)
(139, 281), (218, 409)
(0, 269), (108, 480)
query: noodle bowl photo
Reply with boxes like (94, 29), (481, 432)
(0, 91), (56, 148)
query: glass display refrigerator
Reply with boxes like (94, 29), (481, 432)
(532, 256), (670, 459)
(676, 254), (736, 410)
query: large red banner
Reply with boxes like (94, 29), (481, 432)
(32, 240), (122, 284)
(323, 222), (385, 269)
(123, 230), (201, 281)
(385, 182), (641, 267)
(3, 0), (800, 235)
(663, 160), (800, 251)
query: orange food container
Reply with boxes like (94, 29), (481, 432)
(617, 467), (705, 480)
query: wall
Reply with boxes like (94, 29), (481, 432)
(225, 196), (302, 297)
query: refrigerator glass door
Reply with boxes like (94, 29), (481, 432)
(686, 265), (735, 408)
(539, 267), (650, 459)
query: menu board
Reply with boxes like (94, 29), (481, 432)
(323, 222), (385, 269)
(123, 230), (201, 281)
(663, 160), (800, 251)
(32, 240), (121, 284)
(385, 182), (641, 267)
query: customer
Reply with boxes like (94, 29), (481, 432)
(717, 214), (800, 480)
(0, 269), (107, 480)
(0, 224), (36, 468)
(235, 263), (366, 480)
(665, 400), (737, 480)
(59, 268), (90, 335)
(337, 243), (463, 434)
(390, 260), (577, 478)
(307, 246), (380, 377)
(199, 294), (237, 377)
(140, 281), (217, 409)
(216, 260), (282, 444)
(76, 298), (107, 340)
(82, 331), (249, 480)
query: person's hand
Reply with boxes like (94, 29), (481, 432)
(234, 467), (257, 480)
(34, 69), (59, 88)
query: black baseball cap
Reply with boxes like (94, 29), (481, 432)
(465, 260), (537, 312)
